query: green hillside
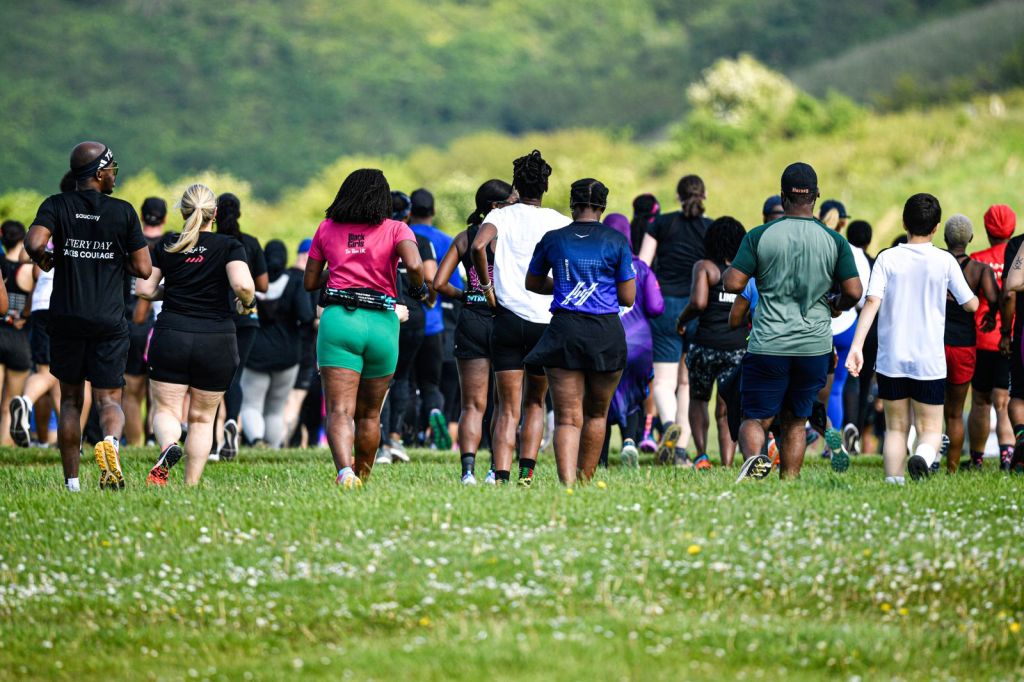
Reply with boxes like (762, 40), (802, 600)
(0, 0), (995, 197)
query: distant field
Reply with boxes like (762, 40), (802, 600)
(1, 447), (1021, 680)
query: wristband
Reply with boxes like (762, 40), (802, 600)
(479, 281), (494, 293)
(407, 282), (429, 301)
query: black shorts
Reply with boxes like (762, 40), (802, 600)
(148, 327), (239, 392)
(454, 307), (493, 361)
(524, 311), (627, 372)
(740, 352), (830, 420)
(294, 332), (317, 391)
(490, 306), (547, 376)
(0, 324), (31, 372)
(876, 374), (945, 406)
(29, 311), (51, 366)
(1012, 332), (1024, 400)
(126, 321), (153, 376)
(973, 349), (1010, 393)
(49, 327), (130, 389)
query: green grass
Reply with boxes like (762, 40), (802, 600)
(1, 446), (1022, 680)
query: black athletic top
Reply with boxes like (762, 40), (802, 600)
(945, 254), (977, 347)
(153, 232), (247, 334)
(646, 212), (712, 297)
(1006, 235), (1024, 340)
(0, 257), (30, 322)
(461, 224), (495, 309)
(396, 233), (433, 330)
(248, 269), (315, 372)
(694, 261), (748, 351)
(231, 232), (268, 330)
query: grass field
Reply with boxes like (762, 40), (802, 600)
(1, 446), (1022, 680)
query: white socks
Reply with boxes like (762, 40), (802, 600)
(65, 477), (80, 492)
(885, 476), (906, 486)
(915, 443), (937, 468)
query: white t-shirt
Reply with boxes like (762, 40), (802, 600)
(831, 244), (872, 335)
(867, 242), (975, 380)
(483, 203), (570, 324)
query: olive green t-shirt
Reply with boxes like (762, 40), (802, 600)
(731, 216), (859, 356)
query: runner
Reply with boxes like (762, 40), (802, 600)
(628, 194), (662, 452)
(639, 174), (712, 465)
(629, 194), (660, 255)
(470, 150), (568, 485)
(601, 212), (663, 468)
(215, 192), (268, 461)
(137, 184), (256, 486)
(303, 168), (428, 487)
(967, 204), (1016, 470)
(433, 179), (516, 483)
(240, 240), (314, 448)
(941, 214), (997, 472)
(24, 141), (152, 491)
(0, 221), (34, 445)
(524, 178), (635, 485)
(847, 194), (979, 483)
(723, 162), (862, 481)
(677, 216), (748, 469)
(762, 195), (785, 223)
(841, 219), (876, 454)
(998, 222), (1024, 472)
(283, 238), (321, 447)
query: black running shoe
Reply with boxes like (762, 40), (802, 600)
(907, 454), (931, 481)
(1010, 444), (1024, 474)
(842, 424), (859, 456)
(147, 444), (183, 486)
(735, 453), (772, 483)
(9, 396), (30, 448)
(220, 419), (238, 461)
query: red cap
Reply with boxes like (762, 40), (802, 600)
(984, 204), (1016, 239)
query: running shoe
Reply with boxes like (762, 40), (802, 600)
(638, 435), (657, 453)
(735, 453), (772, 482)
(673, 447), (692, 468)
(375, 447), (393, 465)
(655, 424), (682, 466)
(907, 453), (932, 481)
(483, 470), (496, 485)
(389, 438), (410, 463)
(809, 401), (828, 438)
(767, 437), (780, 467)
(842, 423), (860, 456)
(336, 471), (362, 489)
(147, 444), (183, 486)
(539, 410), (555, 453)
(1010, 444), (1024, 474)
(968, 453), (985, 471)
(620, 438), (640, 468)
(805, 426), (820, 447)
(220, 420), (239, 461)
(826, 428), (850, 473)
(517, 469), (534, 488)
(693, 453), (712, 471)
(208, 452), (220, 463)
(461, 472), (477, 486)
(939, 434), (950, 465)
(429, 409), (452, 451)
(9, 396), (30, 448)
(94, 438), (125, 490)
(1000, 448), (1012, 472)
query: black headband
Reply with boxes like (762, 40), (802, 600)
(71, 146), (114, 180)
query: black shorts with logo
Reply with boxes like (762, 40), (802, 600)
(454, 306), (493, 361)
(489, 306), (547, 376)
(524, 310), (627, 373)
(0, 324), (31, 372)
(48, 317), (130, 389)
(148, 327), (240, 393)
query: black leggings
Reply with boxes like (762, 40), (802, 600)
(414, 333), (445, 431)
(225, 325), (258, 422)
(387, 324), (424, 437)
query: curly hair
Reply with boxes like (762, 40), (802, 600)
(512, 150), (552, 200)
(569, 178), (608, 210)
(325, 169), (392, 225)
(703, 216), (746, 265)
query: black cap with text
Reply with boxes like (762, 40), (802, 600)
(780, 162), (818, 196)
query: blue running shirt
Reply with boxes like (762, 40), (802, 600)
(528, 221), (635, 315)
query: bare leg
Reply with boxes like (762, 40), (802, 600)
(184, 388), (225, 485)
(715, 395), (736, 466)
(353, 375), (392, 481)
(456, 358), (490, 455)
(547, 367), (584, 486)
(944, 382), (970, 472)
(778, 409), (808, 479)
(882, 399), (911, 478)
(689, 396), (710, 455)
(123, 374), (148, 446)
(81, 382), (92, 432)
(911, 399), (944, 462)
(321, 367), (360, 472)
(675, 357), (692, 450)
(492, 370), (525, 473)
(151, 380), (187, 451)
(968, 388), (994, 454)
(578, 369), (623, 480)
(57, 382), (85, 480)
(23, 365), (57, 404)
(738, 416), (774, 461)
(652, 362), (678, 429)
(283, 388), (309, 446)
(993, 388), (1013, 445)
(92, 387), (125, 440)
(520, 373), (549, 461)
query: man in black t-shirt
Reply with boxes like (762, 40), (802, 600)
(1001, 234), (1024, 471)
(26, 141), (153, 492)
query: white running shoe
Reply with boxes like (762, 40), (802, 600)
(9, 396), (31, 448)
(375, 447), (393, 465)
(539, 410), (555, 452)
(620, 438), (639, 468)
(461, 472), (477, 486)
(221, 419), (239, 461)
(389, 439), (410, 463)
(483, 470), (496, 485)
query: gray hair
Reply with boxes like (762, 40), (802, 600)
(944, 213), (973, 248)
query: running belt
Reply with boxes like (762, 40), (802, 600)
(320, 287), (396, 312)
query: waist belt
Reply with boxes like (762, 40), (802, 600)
(320, 287), (396, 312)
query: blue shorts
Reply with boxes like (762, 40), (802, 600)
(876, 374), (945, 406)
(740, 352), (830, 420)
(651, 295), (698, 363)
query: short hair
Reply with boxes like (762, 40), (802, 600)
(846, 220), (873, 249)
(703, 216), (746, 264)
(944, 214), (973, 249)
(903, 193), (942, 237)
(512, 150), (552, 200)
(325, 169), (392, 225)
(0, 220), (26, 251)
(569, 178), (609, 210)
(782, 190), (818, 207)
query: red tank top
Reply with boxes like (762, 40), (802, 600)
(971, 242), (1008, 351)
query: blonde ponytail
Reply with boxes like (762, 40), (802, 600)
(167, 183), (217, 254)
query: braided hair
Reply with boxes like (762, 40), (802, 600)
(467, 179), (513, 225)
(630, 193), (660, 254)
(677, 174), (706, 219)
(703, 216), (746, 265)
(512, 150), (552, 200)
(325, 169), (392, 225)
(216, 193), (242, 240)
(569, 178), (609, 211)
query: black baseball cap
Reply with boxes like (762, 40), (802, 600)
(819, 199), (848, 219)
(780, 162), (818, 196)
(141, 197), (167, 226)
(410, 188), (435, 217)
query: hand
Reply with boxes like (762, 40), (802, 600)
(12, 317), (26, 331)
(235, 297), (257, 315)
(485, 288), (497, 309)
(980, 311), (998, 333)
(676, 315), (687, 338)
(845, 347), (864, 377)
(37, 250), (54, 272)
(394, 303), (410, 323)
(999, 331), (1013, 357)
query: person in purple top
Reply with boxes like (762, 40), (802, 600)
(525, 179), (636, 485)
(602, 212), (664, 467)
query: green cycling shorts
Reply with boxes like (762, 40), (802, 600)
(317, 305), (400, 379)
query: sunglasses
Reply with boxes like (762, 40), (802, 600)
(103, 161), (119, 177)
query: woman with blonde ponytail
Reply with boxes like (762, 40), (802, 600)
(134, 183), (256, 486)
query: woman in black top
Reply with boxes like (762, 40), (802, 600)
(676, 217), (747, 469)
(0, 221), (33, 445)
(433, 179), (515, 484)
(136, 183), (256, 486)
(240, 240), (314, 448)
(216, 192), (268, 460)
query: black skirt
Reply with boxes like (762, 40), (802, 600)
(524, 311), (626, 372)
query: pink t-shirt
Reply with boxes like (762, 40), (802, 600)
(308, 218), (416, 297)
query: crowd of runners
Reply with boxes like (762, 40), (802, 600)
(8, 141), (1024, 490)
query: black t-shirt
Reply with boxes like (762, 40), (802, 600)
(645, 211), (713, 297)
(247, 270), (315, 372)
(153, 231), (247, 333)
(396, 233), (433, 331)
(231, 232), (268, 329)
(32, 190), (147, 336)
(1005, 235), (1024, 337)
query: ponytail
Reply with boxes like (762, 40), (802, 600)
(167, 184), (216, 254)
(677, 174), (706, 219)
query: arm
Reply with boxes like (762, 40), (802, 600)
(845, 296), (881, 377)
(1000, 287), (1016, 356)
(25, 225), (53, 271)
(638, 233), (657, 266)
(303, 256), (325, 292)
(433, 233), (466, 301)
(470, 222), (497, 308)
(1004, 250), (1024, 292)
(134, 265), (164, 301)
(616, 278), (636, 308)
(641, 267), (664, 317)
(396, 239), (428, 301)
(127, 246), (153, 279)
(961, 296), (980, 314)
(831, 276), (863, 313)
(978, 263), (999, 332)
(133, 298), (152, 326)
(227, 260), (256, 308)
(524, 272), (554, 296)
(729, 295), (751, 330)
(421, 255), (438, 307)
(15, 264), (34, 295)
(722, 266), (750, 295)
(677, 262), (710, 330)
(253, 272), (269, 294)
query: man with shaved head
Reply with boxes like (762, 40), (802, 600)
(26, 141), (152, 492)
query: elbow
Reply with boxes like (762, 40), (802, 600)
(137, 264), (153, 280)
(965, 297), (980, 313)
(721, 273), (743, 295)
